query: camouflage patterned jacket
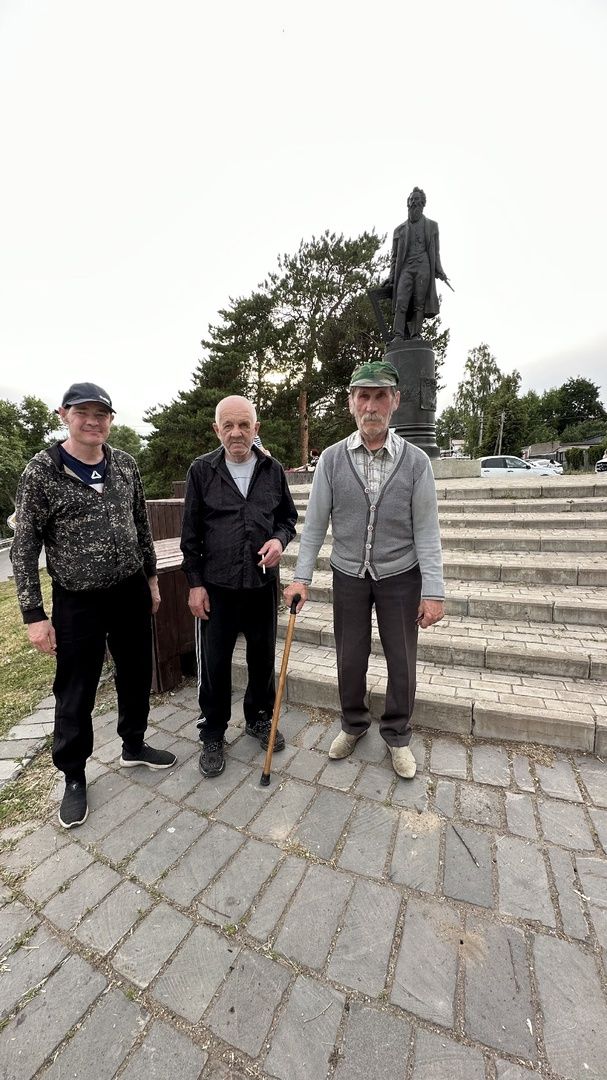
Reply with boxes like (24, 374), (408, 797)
(10, 444), (157, 623)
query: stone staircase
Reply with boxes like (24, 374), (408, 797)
(235, 474), (607, 755)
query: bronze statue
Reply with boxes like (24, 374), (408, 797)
(384, 187), (452, 342)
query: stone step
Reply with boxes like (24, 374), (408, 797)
(231, 638), (605, 753)
(282, 543), (607, 587)
(290, 569), (607, 626)
(276, 600), (607, 681)
(440, 528), (607, 553)
(289, 477), (607, 505)
(438, 512), (607, 530)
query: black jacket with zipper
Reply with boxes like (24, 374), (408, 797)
(10, 443), (157, 623)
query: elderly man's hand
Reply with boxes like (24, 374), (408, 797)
(258, 538), (283, 570)
(283, 583), (308, 613)
(416, 599), (445, 629)
(27, 620), (56, 655)
(189, 586), (211, 620)
(148, 575), (161, 614)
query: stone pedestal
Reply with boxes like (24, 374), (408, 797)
(387, 339), (439, 458)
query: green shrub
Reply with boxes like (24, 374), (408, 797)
(565, 447), (585, 471)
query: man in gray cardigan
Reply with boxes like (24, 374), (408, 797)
(284, 360), (444, 779)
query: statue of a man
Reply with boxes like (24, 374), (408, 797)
(385, 187), (450, 342)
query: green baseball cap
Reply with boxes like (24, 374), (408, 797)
(349, 360), (399, 388)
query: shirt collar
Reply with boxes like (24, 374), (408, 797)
(347, 429), (399, 459)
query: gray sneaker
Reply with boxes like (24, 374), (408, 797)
(328, 730), (366, 759)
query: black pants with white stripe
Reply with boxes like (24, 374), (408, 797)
(51, 570), (153, 780)
(196, 581), (277, 742)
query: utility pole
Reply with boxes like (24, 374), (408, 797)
(496, 410), (505, 455)
(478, 413), (484, 456)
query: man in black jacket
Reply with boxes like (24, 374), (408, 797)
(180, 396), (297, 777)
(11, 382), (176, 830)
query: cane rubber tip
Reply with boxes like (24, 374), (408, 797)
(260, 772), (270, 787)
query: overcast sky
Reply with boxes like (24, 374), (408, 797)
(1, 0), (606, 434)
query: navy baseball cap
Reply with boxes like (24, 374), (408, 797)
(60, 382), (114, 410)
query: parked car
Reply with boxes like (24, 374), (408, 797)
(480, 455), (561, 477)
(595, 458), (607, 474)
(530, 458), (563, 474)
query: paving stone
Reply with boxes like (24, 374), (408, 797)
(119, 1019), (208, 1080)
(412, 1030), (485, 1080)
(291, 788), (352, 859)
(279, 706), (312, 741)
(97, 797), (178, 863)
(159, 821), (244, 906)
(0, 823), (68, 874)
(0, 954), (105, 1080)
(0, 901), (38, 954)
(184, 759), (251, 813)
(391, 897), (461, 1025)
(576, 756), (607, 807)
(154, 754), (202, 800)
(0, 925), (68, 1019)
(433, 778), (456, 817)
(112, 902), (192, 987)
(496, 1063), (538, 1080)
(534, 934), (607, 1079)
(538, 798), (594, 850)
(246, 856), (307, 941)
(430, 738), (467, 779)
(513, 755), (536, 793)
(589, 806), (607, 854)
(76, 880), (153, 954)
(391, 773), (430, 812)
(198, 838), (281, 927)
(575, 856), (607, 949)
(318, 758), (362, 791)
(458, 782), (504, 827)
(350, 726), (391, 765)
(264, 975), (344, 1080)
(547, 848), (588, 939)
(249, 779), (315, 842)
(505, 792), (537, 839)
(314, 718), (344, 753)
(43, 988), (145, 1080)
(43, 861), (122, 930)
(205, 948), (290, 1057)
(275, 863), (352, 969)
(75, 781), (155, 842)
(338, 800), (397, 878)
(390, 809), (441, 893)
(536, 759), (583, 802)
(328, 878), (400, 994)
(128, 809), (208, 883)
(21, 841), (94, 903)
(333, 1001), (410, 1080)
(284, 747), (325, 782)
(354, 763), (393, 802)
(444, 824), (493, 908)
(471, 744), (510, 786)
(226, 734), (265, 764)
(153, 925), (240, 1023)
(464, 916), (535, 1058)
(201, 1063), (252, 1080)
(214, 774), (275, 827)
(0, 739), (40, 759)
(497, 836), (555, 926)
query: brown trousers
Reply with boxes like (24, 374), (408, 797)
(332, 565), (422, 747)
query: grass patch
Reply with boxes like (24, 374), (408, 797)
(0, 743), (57, 830)
(0, 573), (54, 740)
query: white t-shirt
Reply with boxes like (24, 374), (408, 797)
(225, 455), (256, 497)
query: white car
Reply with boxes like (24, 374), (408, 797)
(480, 455), (561, 477)
(530, 458), (563, 474)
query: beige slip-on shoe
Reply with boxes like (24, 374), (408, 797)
(390, 745), (417, 778)
(328, 730), (365, 759)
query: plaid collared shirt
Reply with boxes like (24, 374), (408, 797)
(346, 429), (400, 499)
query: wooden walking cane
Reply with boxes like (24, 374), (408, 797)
(260, 594), (301, 786)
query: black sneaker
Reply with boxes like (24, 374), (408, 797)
(245, 712), (285, 752)
(58, 781), (88, 829)
(120, 742), (177, 770)
(199, 739), (225, 777)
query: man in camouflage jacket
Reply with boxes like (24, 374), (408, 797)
(10, 382), (176, 829)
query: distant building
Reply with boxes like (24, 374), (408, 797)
(522, 434), (607, 468)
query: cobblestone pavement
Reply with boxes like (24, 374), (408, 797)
(2, 686), (607, 1079)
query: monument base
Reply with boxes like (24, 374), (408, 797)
(386, 338), (439, 458)
(431, 457), (481, 479)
